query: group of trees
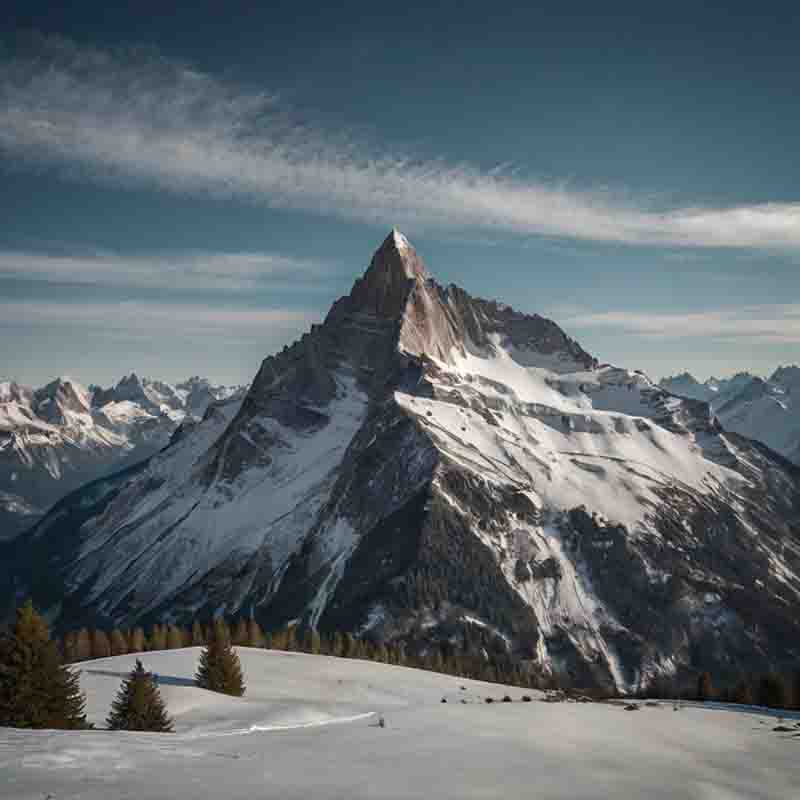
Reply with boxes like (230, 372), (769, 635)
(638, 669), (800, 709)
(0, 602), (246, 732)
(57, 616), (536, 689)
(11, 602), (798, 723)
(693, 670), (800, 709)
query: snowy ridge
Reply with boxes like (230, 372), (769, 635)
(661, 367), (800, 465)
(0, 374), (246, 539)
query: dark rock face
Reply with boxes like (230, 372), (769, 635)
(3, 231), (799, 693)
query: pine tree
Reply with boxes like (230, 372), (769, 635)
(195, 620), (245, 697)
(233, 619), (249, 647)
(732, 679), (754, 705)
(129, 627), (146, 653)
(110, 629), (128, 656)
(91, 629), (111, 660)
(75, 628), (92, 661)
(106, 660), (173, 732)
(166, 625), (185, 650)
(791, 670), (800, 711)
(331, 632), (344, 657)
(247, 619), (265, 648)
(191, 620), (206, 646)
(0, 600), (88, 729)
(696, 672), (714, 701)
(149, 624), (167, 651)
(62, 631), (79, 664)
(757, 674), (787, 709)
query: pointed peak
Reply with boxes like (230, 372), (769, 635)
(391, 227), (410, 251)
(373, 228), (428, 281)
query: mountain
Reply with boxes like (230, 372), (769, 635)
(0, 374), (245, 540)
(4, 231), (799, 692)
(660, 368), (800, 465)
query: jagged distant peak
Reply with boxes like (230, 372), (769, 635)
(771, 364), (800, 387)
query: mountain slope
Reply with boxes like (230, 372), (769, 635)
(0, 374), (245, 539)
(5, 231), (800, 691)
(661, 368), (800, 465)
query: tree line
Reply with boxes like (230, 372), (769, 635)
(637, 669), (800, 710)
(0, 603), (245, 732)
(57, 616), (537, 689)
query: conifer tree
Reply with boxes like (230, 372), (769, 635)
(331, 632), (344, 657)
(110, 629), (128, 656)
(149, 624), (167, 651)
(792, 670), (800, 711)
(0, 601), (88, 729)
(91, 629), (111, 660)
(62, 631), (79, 664)
(166, 625), (185, 650)
(696, 672), (714, 701)
(233, 619), (249, 647)
(106, 660), (173, 732)
(74, 628), (92, 661)
(195, 620), (245, 697)
(191, 620), (206, 646)
(247, 619), (265, 648)
(129, 627), (146, 653)
(732, 679), (754, 705)
(757, 674), (787, 709)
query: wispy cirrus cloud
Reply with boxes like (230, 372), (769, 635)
(0, 249), (328, 291)
(1, 37), (799, 250)
(0, 298), (318, 335)
(559, 304), (800, 343)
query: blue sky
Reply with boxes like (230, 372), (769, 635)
(1, 2), (798, 387)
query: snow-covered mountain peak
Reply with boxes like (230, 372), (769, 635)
(771, 364), (800, 392)
(5, 233), (800, 694)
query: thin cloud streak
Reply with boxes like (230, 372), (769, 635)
(0, 299), (321, 337)
(560, 305), (800, 343)
(1, 38), (799, 250)
(0, 250), (328, 291)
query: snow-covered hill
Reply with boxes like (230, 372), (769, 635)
(4, 231), (800, 692)
(1, 648), (797, 800)
(0, 374), (245, 539)
(661, 367), (800, 464)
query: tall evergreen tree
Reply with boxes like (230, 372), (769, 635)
(195, 620), (245, 697)
(757, 674), (787, 709)
(231, 618), (248, 646)
(110, 629), (128, 656)
(791, 670), (800, 711)
(62, 631), (79, 664)
(191, 620), (206, 646)
(696, 672), (714, 701)
(74, 628), (92, 661)
(166, 625), (185, 650)
(129, 627), (146, 653)
(0, 601), (88, 729)
(106, 660), (173, 732)
(247, 619), (265, 648)
(149, 624), (167, 651)
(91, 629), (111, 660)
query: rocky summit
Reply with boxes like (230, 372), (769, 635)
(3, 231), (799, 691)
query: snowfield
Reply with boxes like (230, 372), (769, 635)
(1, 648), (798, 799)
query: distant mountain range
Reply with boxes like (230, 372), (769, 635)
(0, 374), (246, 539)
(660, 367), (800, 465)
(4, 230), (798, 693)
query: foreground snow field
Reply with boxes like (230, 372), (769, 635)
(1, 648), (798, 799)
